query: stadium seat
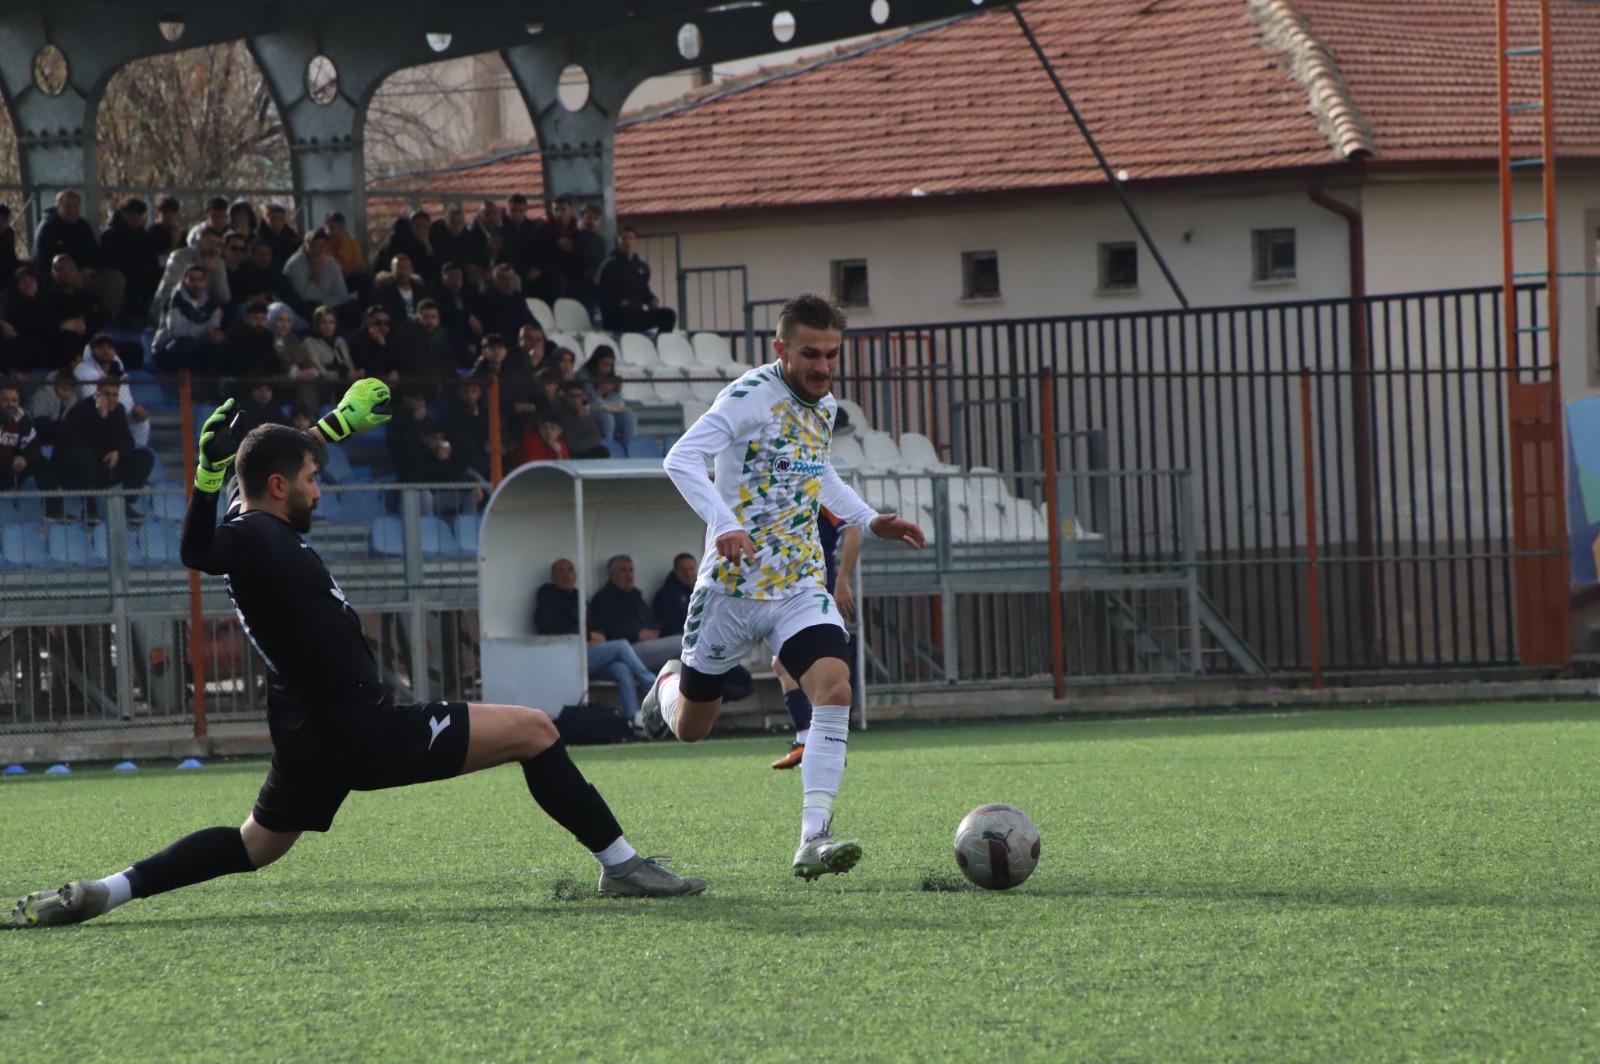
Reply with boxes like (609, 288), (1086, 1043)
(453, 513), (481, 556)
(858, 431), (902, 472)
(554, 297), (593, 335)
(656, 332), (698, 368)
(312, 493), (343, 520)
(680, 399), (711, 427)
(549, 331), (583, 356)
(836, 398), (870, 433)
(0, 522), (48, 569)
(619, 332), (659, 366)
(369, 515), (405, 557)
(46, 524), (94, 569)
(626, 436), (663, 459)
(831, 435), (866, 468)
(898, 432), (956, 473)
(950, 499), (1007, 544)
(582, 332), (617, 360)
(525, 297), (556, 334)
(602, 439), (625, 459)
(692, 332), (733, 366)
(418, 516), (459, 558)
(340, 491), (386, 521)
(320, 445), (355, 484)
(132, 522), (184, 567)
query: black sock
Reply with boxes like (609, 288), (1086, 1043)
(126, 826), (256, 899)
(520, 739), (625, 853)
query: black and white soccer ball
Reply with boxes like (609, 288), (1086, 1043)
(953, 803), (1041, 890)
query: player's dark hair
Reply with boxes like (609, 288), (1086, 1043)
(237, 424), (321, 500)
(775, 293), (847, 345)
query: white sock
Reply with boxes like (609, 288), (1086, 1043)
(591, 836), (639, 872)
(658, 673), (682, 738)
(795, 727), (810, 745)
(800, 704), (849, 840)
(93, 871), (134, 914)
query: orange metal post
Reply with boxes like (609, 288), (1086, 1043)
(1299, 373), (1324, 688)
(1040, 370), (1066, 699)
(179, 372), (208, 738)
(487, 373), (505, 488)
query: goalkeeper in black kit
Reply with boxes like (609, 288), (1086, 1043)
(7, 379), (703, 929)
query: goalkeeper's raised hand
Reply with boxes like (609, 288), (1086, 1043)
(195, 399), (238, 495)
(316, 379), (392, 443)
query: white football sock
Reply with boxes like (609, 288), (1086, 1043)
(591, 836), (639, 872)
(93, 871), (134, 914)
(658, 672), (682, 737)
(800, 704), (849, 840)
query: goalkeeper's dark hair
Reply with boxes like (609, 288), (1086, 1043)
(236, 424), (323, 500)
(775, 293), (847, 346)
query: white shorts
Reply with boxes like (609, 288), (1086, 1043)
(680, 586), (846, 675)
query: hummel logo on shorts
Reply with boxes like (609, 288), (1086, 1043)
(428, 713), (451, 750)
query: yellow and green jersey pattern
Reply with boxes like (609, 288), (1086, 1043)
(701, 364), (836, 600)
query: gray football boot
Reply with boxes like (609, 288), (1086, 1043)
(638, 659), (683, 741)
(598, 855), (707, 897)
(792, 831), (862, 882)
(5, 880), (110, 929)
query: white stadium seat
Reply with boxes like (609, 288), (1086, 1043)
(831, 434), (866, 468)
(898, 432), (955, 473)
(680, 398), (711, 427)
(582, 332), (618, 359)
(858, 431), (901, 472)
(692, 332), (734, 365)
(835, 398), (870, 432)
(619, 332), (659, 365)
(554, 297), (593, 335)
(548, 332), (582, 356)
(656, 332), (699, 367)
(525, 297), (556, 334)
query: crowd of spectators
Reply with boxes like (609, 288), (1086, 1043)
(0, 189), (688, 520)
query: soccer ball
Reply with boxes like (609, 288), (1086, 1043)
(953, 803), (1041, 890)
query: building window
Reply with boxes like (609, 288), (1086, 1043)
(962, 250), (1001, 299)
(1098, 242), (1138, 292)
(1253, 228), (1297, 282)
(831, 259), (870, 308)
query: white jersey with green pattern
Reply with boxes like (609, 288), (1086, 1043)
(661, 360), (878, 601)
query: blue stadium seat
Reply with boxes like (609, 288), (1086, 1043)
(0, 522), (47, 569)
(89, 523), (109, 564)
(453, 513), (481, 556)
(320, 446), (354, 483)
(340, 491), (385, 521)
(603, 439), (625, 459)
(133, 523), (184, 567)
(626, 436), (663, 459)
(342, 465), (377, 484)
(149, 493), (188, 523)
(312, 493), (343, 520)
(419, 516), (458, 558)
(369, 515), (405, 557)
(45, 524), (93, 569)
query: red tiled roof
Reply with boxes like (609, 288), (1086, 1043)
(390, 0), (1600, 217)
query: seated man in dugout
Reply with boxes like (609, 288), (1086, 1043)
(533, 557), (657, 737)
(587, 554), (681, 673)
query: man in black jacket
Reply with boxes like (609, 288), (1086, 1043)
(597, 227), (675, 333)
(99, 198), (162, 325)
(4, 383), (703, 928)
(0, 382), (54, 495)
(34, 190), (124, 322)
(588, 554), (681, 671)
(50, 378), (155, 520)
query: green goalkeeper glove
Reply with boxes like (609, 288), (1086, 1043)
(195, 398), (238, 495)
(317, 379), (392, 442)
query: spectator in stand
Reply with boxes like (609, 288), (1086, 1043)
(430, 206), (473, 283)
(0, 206), (22, 295)
(222, 231), (250, 302)
(349, 305), (398, 383)
(267, 302), (321, 410)
(576, 344), (635, 452)
(227, 379), (290, 437)
(511, 414), (569, 465)
(393, 299), (459, 391)
(429, 261), (482, 358)
(374, 254), (425, 323)
(598, 226), (675, 334)
(283, 229), (353, 329)
(99, 198), (162, 326)
(221, 301), (282, 396)
(75, 332), (151, 448)
(549, 197), (579, 298)
(443, 376), (492, 479)
(501, 194), (559, 305)
(459, 201), (502, 281)
(301, 305), (355, 382)
(152, 263), (226, 375)
(394, 413), (487, 517)
(0, 381), (55, 499)
(259, 202), (300, 270)
(478, 263), (535, 344)
(27, 368), (80, 444)
(538, 345), (577, 382)
(152, 226), (230, 322)
(186, 196), (231, 248)
(469, 331), (507, 381)
(533, 557), (656, 734)
(51, 377), (155, 523)
(553, 380), (609, 460)
(231, 237), (291, 312)
(34, 190), (125, 323)
(44, 256), (107, 355)
(652, 552), (700, 637)
(588, 555), (681, 672)
(376, 210), (436, 286)
(517, 321), (556, 371)
(568, 203), (607, 312)
(149, 196), (185, 260)
(0, 267), (62, 373)
(321, 212), (370, 301)
(227, 200), (259, 242)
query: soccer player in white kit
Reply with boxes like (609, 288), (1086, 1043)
(643, 293), (925, 880)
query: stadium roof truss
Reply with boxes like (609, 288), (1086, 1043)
(0, 0), (1036, 238)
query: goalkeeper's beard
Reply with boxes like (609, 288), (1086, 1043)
(285, 487), (316, 533)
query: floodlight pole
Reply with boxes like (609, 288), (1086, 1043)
(1009, 4), (1189, 309)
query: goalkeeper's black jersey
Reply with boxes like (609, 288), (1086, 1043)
(180, 489), (386, 712)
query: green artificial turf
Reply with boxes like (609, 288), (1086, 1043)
(2, 702), (1599, 1062)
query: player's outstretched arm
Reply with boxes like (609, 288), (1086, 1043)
(312, 378), (391, 445)
(181, 399), (249, 575)
(869, 512), (926, 550)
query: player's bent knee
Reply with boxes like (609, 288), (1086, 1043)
(522, 707), (560, 757)
(240, 815), (300, 869)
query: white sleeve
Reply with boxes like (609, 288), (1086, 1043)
(819, 457), (879, 534)
(662, 390), (757, 539)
